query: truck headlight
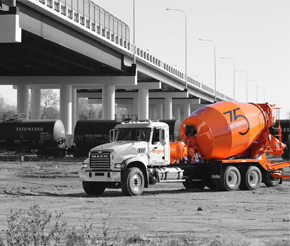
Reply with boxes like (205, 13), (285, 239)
(114, 163), (126, 170)
(81, 158), (89, 169)
(81, 163), (88, 169)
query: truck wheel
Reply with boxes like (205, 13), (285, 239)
(82, 182), (105, 196)
(121, 167), (144, 196)
(240, 166), (262, 190)
(220, 166), (241, 191)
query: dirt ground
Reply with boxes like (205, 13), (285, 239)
(0, 156), (289, 246)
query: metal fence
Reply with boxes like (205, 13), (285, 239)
(37, 0), (130, 46)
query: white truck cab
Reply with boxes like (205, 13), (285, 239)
(79, 120), (180, 196)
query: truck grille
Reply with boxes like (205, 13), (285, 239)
(90, 151), (111, 169)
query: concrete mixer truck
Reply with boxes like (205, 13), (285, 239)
(79, 101), (290, 196)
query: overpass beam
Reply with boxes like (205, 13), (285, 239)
(60, 84), (72, 134)
(30, 88), (41, 119)
(102, 84), (115, 120)
(17, 84), (29, 119)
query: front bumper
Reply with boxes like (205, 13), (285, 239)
(79, 169), (121, 182)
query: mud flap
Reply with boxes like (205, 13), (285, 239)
(210, 161), (223, 181)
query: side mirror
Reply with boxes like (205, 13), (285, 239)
(160, 129), (166, 146)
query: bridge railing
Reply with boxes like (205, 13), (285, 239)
(23, 0), (230, 101)
(35, 0), (130, 48)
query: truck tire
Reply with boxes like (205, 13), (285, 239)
(220, 166), (241, 191)
(121, 167), (144, 196)
(82, 182), (105, 196)
(239, 166), (262, 190)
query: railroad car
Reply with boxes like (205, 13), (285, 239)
(0, 118), (66, 157)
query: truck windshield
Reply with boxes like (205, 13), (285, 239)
(116, 128), (151, 142)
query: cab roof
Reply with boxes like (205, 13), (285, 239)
(115, 120), (168, 129)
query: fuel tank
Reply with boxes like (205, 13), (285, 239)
(179, 102), (269, 160)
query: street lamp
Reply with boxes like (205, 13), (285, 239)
(199, 39), (216, 102)
(133, 0), (136, 64)
(236, 70), (248, 102)
(221, 57), (235, 101)
(248, 79), (258, 103)
(258, 87), (265, 102)
(166, 8), (187, 89)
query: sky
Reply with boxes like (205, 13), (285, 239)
(0, 0), (289, 118)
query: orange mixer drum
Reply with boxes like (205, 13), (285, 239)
(180, 102), (268, 160)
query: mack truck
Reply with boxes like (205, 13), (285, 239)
(79, 101), (290, 196)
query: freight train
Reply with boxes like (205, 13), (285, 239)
(0, 117), (66, 157)
(0, 117), (179, 158)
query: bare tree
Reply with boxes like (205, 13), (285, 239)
(78, 98), (102, 120)
(40, 89), (59, 119)
(0, 94), (16, 120)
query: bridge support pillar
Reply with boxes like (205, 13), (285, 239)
(30, 88), (41, 119)
(133, 97), (138, 117)
(149, 105), (155, 120)
(102, 84), (115, 120)
(17, 84), (29, 119)
(138, 88), (149, 120)
(174, 107), (181, 121)
(72, 88), (77, 132)
(183, 103), (191, 121)
(128, 104), (133, 115)
(156, 103), (163, 120)
(164, 97), (172, 119)
(60, 84), (72, 134)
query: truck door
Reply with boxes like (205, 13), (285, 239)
(149, 128), (167, 165)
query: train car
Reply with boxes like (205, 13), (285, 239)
(0, 119), (66, 157)
(71, 120), (119, 157)
(70, 119), (179, 157)
(274, 119), (290, 160)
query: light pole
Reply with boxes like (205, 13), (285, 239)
(258, 87), (265, 102)
(236, 70), (248, 102)
(199, 39), (216, 102)
(221, 57), (235, 101)
(166, 8), (187, 89)
(248, 79), (258, 103)
(133, 0), (136, 64)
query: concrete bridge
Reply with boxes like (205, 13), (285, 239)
(0, 0), (232, 134)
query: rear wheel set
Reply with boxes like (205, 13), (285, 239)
(214, 165), (262, 191)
